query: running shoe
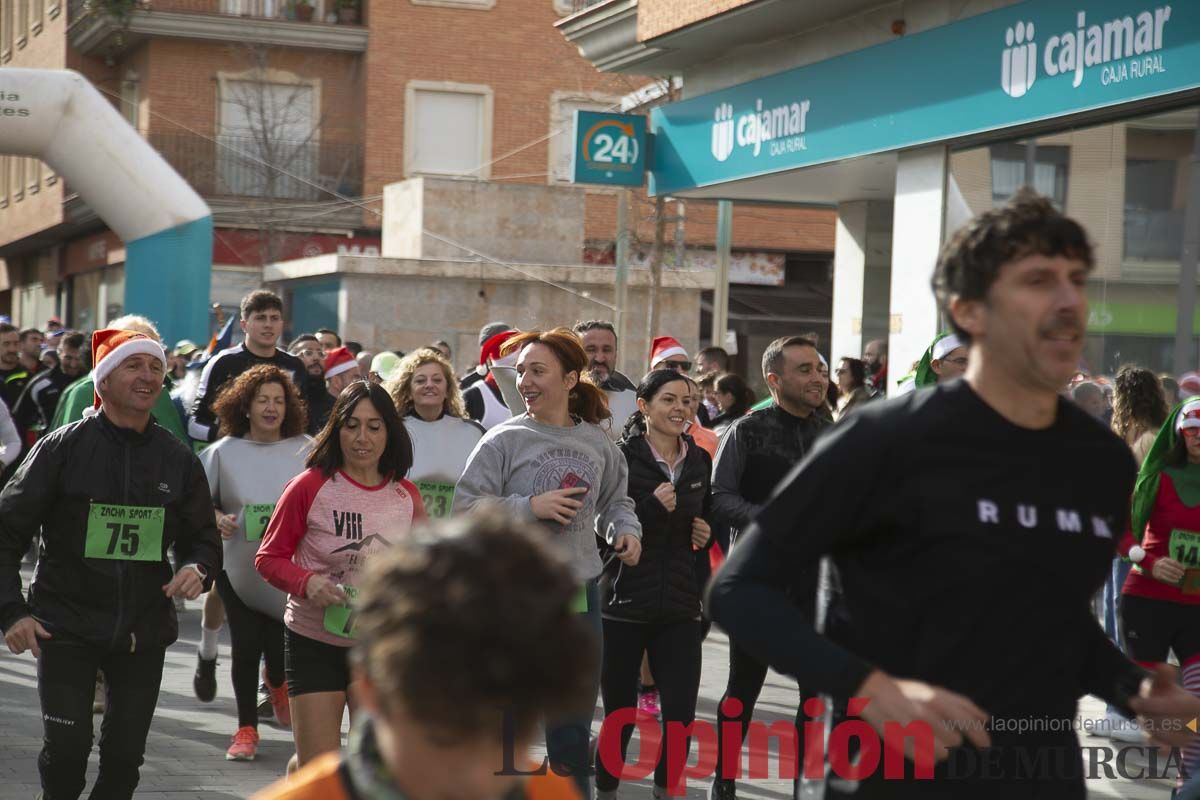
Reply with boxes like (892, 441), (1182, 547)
(269, 681), (291, 729)
(638, 687), (661, 720)
(256, 688), (274, 721)
(193, 653), (217, 702)
(225, 726), (259, 761)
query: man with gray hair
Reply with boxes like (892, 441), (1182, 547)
(1072, 380), (1108, 420)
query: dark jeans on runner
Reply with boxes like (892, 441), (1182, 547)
(545, 580), (602, 799)
(36, 637), (166, 800)
(595, 618), (703, 792)
(215, 571), (285, 728)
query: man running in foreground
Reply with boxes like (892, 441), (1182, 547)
(0, 328), (221, 800)
(709, 190), (1200, 798)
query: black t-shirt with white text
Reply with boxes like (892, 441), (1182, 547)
(710, 379), (1144, 796)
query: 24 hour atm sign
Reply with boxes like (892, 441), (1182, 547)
(571, 111), (647, 187)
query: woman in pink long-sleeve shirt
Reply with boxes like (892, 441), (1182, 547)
(256, 381), (425, 771)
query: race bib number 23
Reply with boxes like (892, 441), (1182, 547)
(84, 503), (165, 562)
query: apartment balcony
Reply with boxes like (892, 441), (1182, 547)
(67, 0), (368, 57)
(149, 130), (367, 230)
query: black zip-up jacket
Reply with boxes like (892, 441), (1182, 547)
(12, 365), (73, 434)
(0, 412), (221, 651)
(599, 427), (713, 623)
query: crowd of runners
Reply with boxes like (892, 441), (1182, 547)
(5, 190), (1200, 799)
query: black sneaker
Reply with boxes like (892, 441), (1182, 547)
(256, 681), (274, 721)
(708, 779), (736, 800)
(193, 653), (217, 702)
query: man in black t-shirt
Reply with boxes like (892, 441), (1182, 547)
(710, 190), (1200, 799)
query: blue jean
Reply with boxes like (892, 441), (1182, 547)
(1104, 557), (1134, 716)
(546, 579), (602, 799)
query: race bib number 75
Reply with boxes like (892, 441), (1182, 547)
(84, 503), (165, 562)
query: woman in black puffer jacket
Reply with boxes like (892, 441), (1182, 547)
(596, 369), (713, 800)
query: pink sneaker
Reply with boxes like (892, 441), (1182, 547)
(638, 687), (661, 720)
(225, 726), (259, 761)
(269, 681), (292, 729)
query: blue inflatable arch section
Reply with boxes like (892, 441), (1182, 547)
(0, 69), (212, 345)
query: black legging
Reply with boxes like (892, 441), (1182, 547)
(596, 618), (703, 792)
(215, 571), (285, 728)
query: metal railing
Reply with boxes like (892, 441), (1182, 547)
(147, 130), (363, 202)
(69, 0), (363, 24)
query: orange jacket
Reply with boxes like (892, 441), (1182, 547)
(253, 753), (581, 800)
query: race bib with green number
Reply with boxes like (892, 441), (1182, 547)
(416, 481), (455, 519)
(84, 503), (165, 562)
(1170, 529), (1200, 568)
(243, 503), (275, 543)
(323, 585), (359, 639)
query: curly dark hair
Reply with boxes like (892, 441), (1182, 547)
(352, 512), (598, 743)
(1111, 365), (1168, 443)
(933, 188), (1094, 343)
(211, 364), (307, 439)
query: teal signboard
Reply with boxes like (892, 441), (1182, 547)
(651, 1), (1199, 195)
(571, 110), (647, 186)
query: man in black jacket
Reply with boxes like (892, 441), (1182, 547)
(11, 330), (87, 437)
(709, 192), (1200, 798)
(187, 290), (306, 443)
(0, 328), (221, 800)
(708, 334), (829, 800)
(289, 333), (334, 435)
(573, 319), (639, 441)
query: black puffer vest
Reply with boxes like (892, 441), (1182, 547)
(600, 427), (712, 623)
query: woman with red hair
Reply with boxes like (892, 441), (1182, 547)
(454, 327), (642, 799)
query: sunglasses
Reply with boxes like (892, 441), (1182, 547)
(1182, 426), (1200, 438)
(662, 360), (692, 372)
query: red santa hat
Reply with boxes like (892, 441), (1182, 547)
(480, 329), (521, 390)
(90, 328), (167, 410)
(649, 335), (688, 368)
(324, 346), (359, 380)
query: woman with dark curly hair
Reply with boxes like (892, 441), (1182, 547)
(199, 364), (312, 761)
(1113, 366), (1169, 465)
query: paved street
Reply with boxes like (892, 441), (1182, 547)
(0, 583), (1180, 799)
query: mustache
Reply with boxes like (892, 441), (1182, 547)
(1039, 314), (1085, 338)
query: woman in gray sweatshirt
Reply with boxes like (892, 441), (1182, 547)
(454, 327), (642, 799)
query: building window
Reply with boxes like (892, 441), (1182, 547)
(990, 143), (1069, 210)
(548, 92), (621, 183)
(1124, 158), (1181, 263)
(405, 81), (493, 179)
(217, 73), (320, 199)
(411, 0), (494, 10)
(119, 77), (139, 130)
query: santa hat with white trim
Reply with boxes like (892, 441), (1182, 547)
(649, 336), (688, 368)
(90, 328), (168, 410)
(324, 346), (358, 380)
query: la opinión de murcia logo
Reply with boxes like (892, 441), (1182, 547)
(710, 98), (811, 163)
(1001, 6), (1172, 98)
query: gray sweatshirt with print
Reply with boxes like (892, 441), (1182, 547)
(453, 413), (642, 581)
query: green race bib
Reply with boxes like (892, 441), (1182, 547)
(1170, 529), (1200, 568)
(84, 503), (165, 562)
(323, 585), (359, 639)
(416, 481), (455, 519)
(244, 503), (275, 543)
